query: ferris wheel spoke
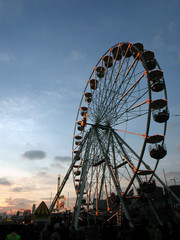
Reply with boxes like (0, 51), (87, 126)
(109, 58), (140, 111)
(74, 128), (94, 229)
(114, 111), (148, 126)
(97, 129), (112, 201)
(112, 130), (143, 195)
(93, 127), (134, 227)
(111, 89), (149, 126)
(119, 71), (146, 103)
(121, 53), (140, 82)
(116, 129), (146, 138)
(98, 70), (118, 115)
(113, 130), (140, 162)
(114, 43), (131, 83)
(99, 74), (148, 125)
(111, 134), (119, 179)
(115, 83), (148, 120)
(92, 54), (116, 119)
(117, 164), (133, 184)
(113, 129), (156, 177)
(112, 59), (139, 107)
(98, 163), (106, 200)
(93, 58), (131, 122)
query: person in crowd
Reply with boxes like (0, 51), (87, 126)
(167, 220), (180, 240)
(6, 229), (21, 240)
(154, 225), (165, 240)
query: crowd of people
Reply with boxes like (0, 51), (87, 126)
(0, 216), (179, 240)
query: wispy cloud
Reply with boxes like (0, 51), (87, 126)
(0, 97), (35, 115)
(166, 170), (180, 178)
(5, 197), (35, 207)
(43, 90), (63, 99)
(152, 20), (180, 60)
(0, 178), (11, 186)
(70, 50), (86, 61)
(34, 170), (48, 177)
(51, 162), (66, 170)
(22, 150), (46, 160)
(152, 33), (165, 50)
(12, 187), (23, 192)
(0, 97), (39, 132)
(11, 183), (41, 192)
(54, 156), (72, 162)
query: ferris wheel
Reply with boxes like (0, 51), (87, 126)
(72, 42), (169, 227)
(49, 42), (180, 228)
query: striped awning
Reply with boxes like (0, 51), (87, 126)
(34, 201), (50, 217)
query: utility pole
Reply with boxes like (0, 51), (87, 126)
(67, 192), (69, 208)
(163, 169), (168, 185)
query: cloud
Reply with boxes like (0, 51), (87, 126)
(43, 90), (63, 99)
(51, 162), (66, 170)
(0, 178), (11, 186)
(54, 156), (72, 162)
(69, 50), (86, 61)
(12, 184), (37, 192)
(22, 150), (46, 160)
(0, 97), (40, 132)
(166, 170), (180, 178)
(152, 33), (165, 50)
(165, 171), (180, 185)
(5, 197), (35, 207)
(34, 170), (48, 177)
(12, 187), (23, 192)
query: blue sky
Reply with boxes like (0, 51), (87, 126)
(0, 0), (180, 213)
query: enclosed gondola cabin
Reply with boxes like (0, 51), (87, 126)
(112, 46), (122, 60)
(84, 92), (93, 103)
(151, 99), (169, 123)
(121, 42), (133, 58)
(103, 56), (113, 68)
(152, 109), (169, 123)
(96, 66), (105, 78)
(149, 143), (167, 160)
(148, 69), (165, 92)
(78, 126), (84, 131)
(89, 79), (98, 90)
(141, 50), (157, 70)
(131, 42), (144, 59)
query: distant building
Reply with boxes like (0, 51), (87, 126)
(2, 212), (7, 220)
(23, 209), (31, 217)
(32, 204), (36, 214)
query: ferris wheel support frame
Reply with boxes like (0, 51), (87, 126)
(49, 129), (91, 212)
(113, 130), (177, 225)
(73, 128), (93, 229)
(113, 129), (180, 209)
(112, 129), (165, 225)
(114, 131), (180, 218)
(98, 129), (112, 204)
(94, 126), (134, 228)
